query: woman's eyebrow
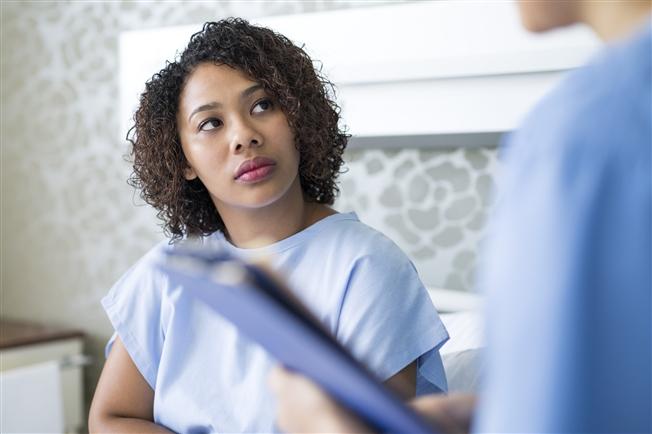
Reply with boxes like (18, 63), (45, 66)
(188, 102), (221, 122)
(240, 84), (263, 100)
(187, 84), (264, 123)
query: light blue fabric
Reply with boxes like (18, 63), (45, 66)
(102, 212), (449, 433)
(475, 20), (651, 433)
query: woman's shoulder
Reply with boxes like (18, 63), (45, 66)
(122, 239), (174, 277)
(129, 232), (230, 270)
(105, 240), (169, 298)
(311, 211), (412, 262)
(105, 235), (214, 304)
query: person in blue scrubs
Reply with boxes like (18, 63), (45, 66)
(269, 1), (652, 433)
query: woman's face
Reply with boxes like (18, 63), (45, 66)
(176, 63), (301, 216)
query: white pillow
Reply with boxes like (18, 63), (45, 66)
(427, 288), (483, 313)
(440, 310), (485, 393)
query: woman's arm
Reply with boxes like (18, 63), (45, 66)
(385, 361), (416, 399)
(88, 337), (173, 433)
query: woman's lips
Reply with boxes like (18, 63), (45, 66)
(236, 164), (275, 183)
(234, 157), (276, 183)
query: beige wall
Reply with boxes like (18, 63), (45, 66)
(0, 0), (495, 419)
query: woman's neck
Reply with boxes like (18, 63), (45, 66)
(216, 179), (336, 249)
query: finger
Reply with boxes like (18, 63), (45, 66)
(268, 364), (292, 391)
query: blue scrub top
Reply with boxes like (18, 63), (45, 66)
(475, 19), (651, 433)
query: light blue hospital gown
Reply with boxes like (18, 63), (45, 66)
(102, 212), (449, 433)
(475, 19), (651, 433)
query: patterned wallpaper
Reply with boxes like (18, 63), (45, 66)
(0, 0), (498, 415)
(336, 146), (497, 291)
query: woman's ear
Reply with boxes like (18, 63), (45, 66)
(184, 166), (198, 180)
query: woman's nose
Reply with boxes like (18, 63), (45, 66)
(230, 119), (263, 153)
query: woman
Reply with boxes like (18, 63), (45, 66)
(89, 18), (448, 433)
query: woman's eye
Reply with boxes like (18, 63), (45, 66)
(251, 99), (273, 114)
(198, 118), (222, 132)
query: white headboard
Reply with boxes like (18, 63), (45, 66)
(119, 1), (599, 148)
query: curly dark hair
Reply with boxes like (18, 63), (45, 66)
(127, 18), (349, 240)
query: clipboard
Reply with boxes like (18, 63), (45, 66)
(158, 242), (437, 434)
